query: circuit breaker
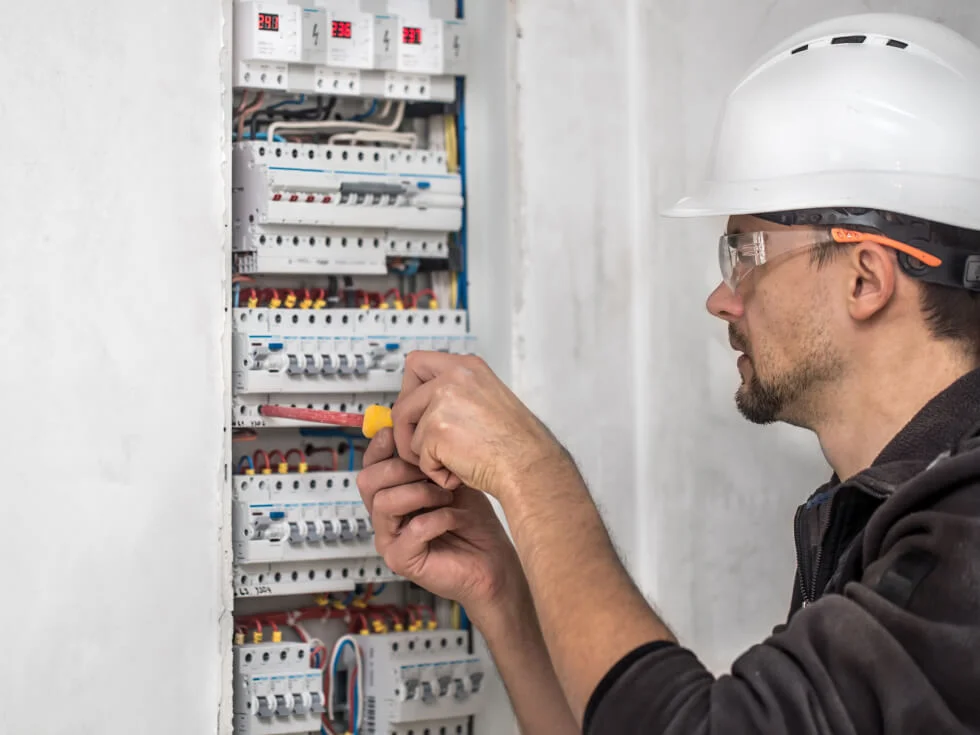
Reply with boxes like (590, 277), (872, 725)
(234, 642), (326, 735)
(360, 630), (488, 733)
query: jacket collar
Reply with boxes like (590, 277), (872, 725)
(872, 367), (980, 467)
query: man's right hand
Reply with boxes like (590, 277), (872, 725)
(356, 427), (523, 617)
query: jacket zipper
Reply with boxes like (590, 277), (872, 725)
(794, 476), (893, 607)
(793, 503), (812, 606)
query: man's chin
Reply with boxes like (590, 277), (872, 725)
(735, 380), (781, 425)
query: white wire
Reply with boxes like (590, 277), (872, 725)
(268, 101), (406, 144)
(327, 635), (364, 725)
(327, 131), (417, 148)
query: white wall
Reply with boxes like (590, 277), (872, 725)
(483, 0), (980, 676)
(0, 1), (231, 733)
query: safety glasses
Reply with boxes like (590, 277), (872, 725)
(718, 227), (942, 291)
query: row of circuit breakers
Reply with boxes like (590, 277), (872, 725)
(232, 2), (488, 734)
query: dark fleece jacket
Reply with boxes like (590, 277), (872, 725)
(585, 369), (980, 735)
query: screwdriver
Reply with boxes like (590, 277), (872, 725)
(258, 404), (393, 438)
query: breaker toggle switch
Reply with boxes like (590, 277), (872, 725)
(381, 353), (405, 372)
(305, 520), (323, 541)
(338, 519), (355, 542)
(453, 677), (469, 701)
(254, 519), (287, 542)
(309, 692), (325, 714)
(303, 354), (323, 374)
(255, 352), (289, 373)
(321, 354), (339, 375)
(292, 693), (309, 715)
(353, 354), (370, 375)
(257, 696), (274, 718)
(274, 693), (292, 716)
(437, 675), (452, 697)
(322, 520), (339, 542)
(286, 354), (305, 375)
(287, 522), (305, 544)
(402, 679), (420, 701)
(470, 672), (485, 693)
(337, 355), (355, 375)
(420, 680), (436, 704)
(355, 518), (373, 538)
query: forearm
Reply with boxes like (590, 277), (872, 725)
(471, 575), (578, 735)
(500, 459), (675, 722)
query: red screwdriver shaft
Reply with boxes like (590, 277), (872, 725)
(259, 405), (365, 428)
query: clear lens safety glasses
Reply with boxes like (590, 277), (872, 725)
(718, 227), (942, 292)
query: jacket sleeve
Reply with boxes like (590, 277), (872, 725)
(583, 490), (980, 735)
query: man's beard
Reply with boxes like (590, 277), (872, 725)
(730, 325), (841, 426)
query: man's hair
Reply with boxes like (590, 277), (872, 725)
(811, 219), (980, 354)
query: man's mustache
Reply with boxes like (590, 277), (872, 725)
(729, 324), (750, 356)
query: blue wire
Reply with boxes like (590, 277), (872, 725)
(234, 132), (287, 142)
(347, 443), (356, 472)
(233, 282), (241, 307)
(299, 428), (359, 439)
(372, 583), (387, 596)
(456, 76), (468, 311)
(267, 94), (306, 111)
(351, 98), (378, 121)
(237, 456), (254, 472)
(460, 605), (471, 631)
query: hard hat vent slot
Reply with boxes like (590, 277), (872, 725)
(831, 35), (868, 45)
(791, 44), (809, 55)
(886, 39), (910, 49)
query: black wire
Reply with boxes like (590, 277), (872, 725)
(247, 96), (338, 140)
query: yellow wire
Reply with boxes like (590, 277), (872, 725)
(451, 602), (461, 630)
(445, 114), (459, 173)
(445, 114), (460, 310)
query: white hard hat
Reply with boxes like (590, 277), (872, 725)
(664, 13), (980, 232)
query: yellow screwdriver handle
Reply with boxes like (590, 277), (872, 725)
(362, 405), (394, 439)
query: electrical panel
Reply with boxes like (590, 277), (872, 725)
(360, 630), (488, 733)
(231, 1), (484, 733)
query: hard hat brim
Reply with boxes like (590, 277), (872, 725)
(662, 171), (980, 232)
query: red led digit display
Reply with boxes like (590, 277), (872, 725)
(402, 27), (423, 45)
(332, 20), (352, 39)
(257, 12), (279, 32)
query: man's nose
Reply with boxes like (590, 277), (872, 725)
(706, 282), (744, 323)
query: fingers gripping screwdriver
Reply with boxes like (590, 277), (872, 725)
(258, 404), (393, 438)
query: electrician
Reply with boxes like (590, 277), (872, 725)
(358, 14), (980, 734)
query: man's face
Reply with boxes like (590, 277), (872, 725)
(707, 215), (845, 427)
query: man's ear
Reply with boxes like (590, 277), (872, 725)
(846, 243), (897, 322)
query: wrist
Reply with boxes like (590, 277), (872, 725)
(465, 560), (533, 634)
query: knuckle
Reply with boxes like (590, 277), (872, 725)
(462, 354), (486, 372)
(383, 548), (407, 576)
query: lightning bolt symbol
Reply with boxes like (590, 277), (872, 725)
(313, 23), (320, 46)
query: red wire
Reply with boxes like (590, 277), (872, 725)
(308, 446), (339, 471)
(252, 450), (271, 472)
(268, 450), (286, 469)
(285, 448), (308, 470)
(414, 288), (438, 308)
